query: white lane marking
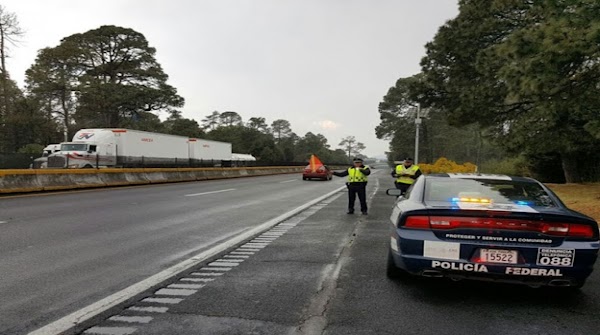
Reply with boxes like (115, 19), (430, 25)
(84, 327), (137, 335)
(155, 288), (197, 296)
(190, 272), (222, 276)
(29, 185), (345, 335)
(168, 283), (205, 289)
(127, 307), (168, 313)
(237, 248), (261, 252)
(184, 188), (236, 197)
(0, 220), (7, 224)
(250, 240), (272, 243)
(223, 255), (249, 259)
(216, 258), (244, 262)
(279, 180), (297, 184)
(182, 277), (215, 282)
(108, 316), (153, 324)
(231, 251), (255, 255)
(241, 244), (266, 249)
(199, 267), (232, 271)
(140, 297), (183, 304)
(209, 262), (240, 267)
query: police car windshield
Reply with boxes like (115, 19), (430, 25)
(61, 144), (87, 151)
(424, 178), (557, 207)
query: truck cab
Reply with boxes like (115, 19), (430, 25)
(32, 144), (61, 169)
(48, 130), (117, 168)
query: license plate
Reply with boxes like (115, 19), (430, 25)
(480, 249), (518, 264)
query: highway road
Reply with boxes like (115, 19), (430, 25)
(2, 170), (599, 335)
(0, 173), (346, 335)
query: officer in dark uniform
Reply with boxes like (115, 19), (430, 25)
(333, 158), (371, 215)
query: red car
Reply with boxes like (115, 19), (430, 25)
(303, 165), (333, 181)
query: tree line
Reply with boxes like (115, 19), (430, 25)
(0, 5), (364, 164)
(377, 0), (600, 183)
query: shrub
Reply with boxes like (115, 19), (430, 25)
(419, 157), (477, 174)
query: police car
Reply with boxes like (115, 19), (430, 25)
(386, 173), (600, 289)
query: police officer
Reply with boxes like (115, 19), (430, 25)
(392, 157), (421, 195)
(333, 158), (371, 215)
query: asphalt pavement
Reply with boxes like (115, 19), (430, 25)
(0, 173), (346, 335)
(3, 170), (599, 335)
(74, 173), (599, 335)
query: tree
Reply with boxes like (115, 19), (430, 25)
(271, 119), (292, 142)
(27, 25), (184, 129)
(163, 110), (203, 138)
(26, 45), (79, 140)
(202, 111), (220, 130)
(219, 111), (242, 127)
(0, 5), (24, 119)
(247, 117), (269, 133)
(339, 136), (365, 158)
(416, 0), (600, 182)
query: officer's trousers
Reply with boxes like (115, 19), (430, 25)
(348, 183), (367, 213)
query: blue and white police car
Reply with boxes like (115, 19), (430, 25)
(386, 173), (599, 289)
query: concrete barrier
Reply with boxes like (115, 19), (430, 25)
(0, 166), (305, 194)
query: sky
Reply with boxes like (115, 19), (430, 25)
(3, 0), (459, 158)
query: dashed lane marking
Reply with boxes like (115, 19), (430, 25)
(126, 307), (168, 313)
(223, 255), (249, 259)
(167, 283), (206, 289)
(140, 297), (183, 304)
(84, 327), (137, 335)
(279, 179), (297, 184)
(181, 277), (215, 282)
(216, 258), (244, 262)
(184, 188), (236, 197)
(155, 288), (197, 296)
(209, 262), (240, 267)
(108, 316), (153, 324)
(230, 251), (255, 255)
(190, 272), (222, 276)
(198, 267), (232, 271)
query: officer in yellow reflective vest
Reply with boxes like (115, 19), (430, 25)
(392, 157), (421, 195)
(333, 157), (371, 215)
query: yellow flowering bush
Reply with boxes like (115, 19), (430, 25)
(419, 157), (477, 174)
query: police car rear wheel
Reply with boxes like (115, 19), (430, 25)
(386, 249), (408, 279)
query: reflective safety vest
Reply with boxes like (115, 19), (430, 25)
(348, 166), (369, 183)
(396, 165), (419, 184)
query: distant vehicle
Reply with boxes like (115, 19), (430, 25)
(47, 129), (232, 168)
(32, 144), (61, 169)
(386, 173), (599, 289)
(230, 153), (257, 166)
(303, 165), (333, 181)
(302, 154), (332, 181)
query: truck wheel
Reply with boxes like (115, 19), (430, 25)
(83, 164), (94, 169)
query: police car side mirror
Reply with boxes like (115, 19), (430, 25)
(386, 189), (402, 197)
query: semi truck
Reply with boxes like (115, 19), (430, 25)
(31, 144), (61, 169)
(47, 129), (232, 168)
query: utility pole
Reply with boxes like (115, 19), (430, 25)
(414, 104), (421, 165)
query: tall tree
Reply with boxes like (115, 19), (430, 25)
(27, 25), (184, 129)
(339, 136), (365, 158)
(416, 0), (600, 182)
(219, 111), (242, 127)
(163, 110), (203, 138)
(247, 117), (269, 133)
(26, 45), (80, 140)
(0, 5), (24, 132)
(271, 119), (292, 142)
(202, 111), (220, 130)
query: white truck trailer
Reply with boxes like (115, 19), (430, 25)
(47, 129), (232, 168)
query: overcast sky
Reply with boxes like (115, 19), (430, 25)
(4, 0), (458, 157)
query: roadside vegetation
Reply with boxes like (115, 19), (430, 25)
(548, 184), (600, 222)
(378, 1), (600, 184)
